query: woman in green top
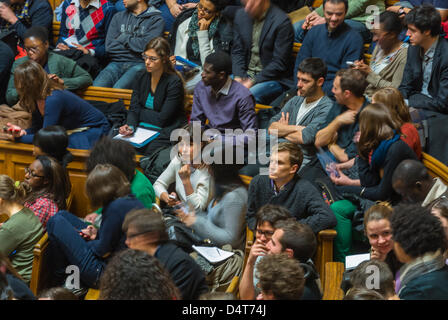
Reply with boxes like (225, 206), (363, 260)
(0, 175), (44, 284)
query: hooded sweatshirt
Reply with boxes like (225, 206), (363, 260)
(105, 6), (165, 63)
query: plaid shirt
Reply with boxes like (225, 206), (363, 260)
(24, 196), (58, 230)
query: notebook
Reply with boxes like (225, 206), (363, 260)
(192, 245), (235, 264)
(114, 127), (160, 148)
(345, 253), (371, 270)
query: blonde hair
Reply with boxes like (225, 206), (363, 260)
(0, 175), (31, 204)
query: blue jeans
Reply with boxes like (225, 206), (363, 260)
(68, 126), (110, 150)
(250, 80), (285, 105)
(158, 0), (200, 32)
(93, 61), (146, 89)
(294, 19), (373, 43)
(46, 211), (106, 288)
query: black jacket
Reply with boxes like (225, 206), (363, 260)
(399, 37), (448, 114)
(155, 241), (208, 300)
(246, 174), (337, 233)
(231, 5), (295, 88)
(127, 70), (187, 137)
(169, 8), (233, 66)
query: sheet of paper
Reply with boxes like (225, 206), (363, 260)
(345, 253), (371, 270)
(63, 35), (79, 47)
(192, 245), (235, 264)
(114, 127), (159, 145)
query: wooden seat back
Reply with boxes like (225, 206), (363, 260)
(29, 233), (50, 296)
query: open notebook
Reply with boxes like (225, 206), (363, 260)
(192, 245), (235, 264)
(114, 127), (160, 148)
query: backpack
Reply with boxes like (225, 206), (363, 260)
(140, 145), (173, 184)
(191, 244), (244, 293)
(87, 99), (128, 137)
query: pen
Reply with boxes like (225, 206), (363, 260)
(216, 248), (221, 256)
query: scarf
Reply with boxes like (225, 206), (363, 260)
(369, 133), (400, 171)
(187, 10), (220, 60)
(397, 250), (446, 296)
(5, 0), (32, 29)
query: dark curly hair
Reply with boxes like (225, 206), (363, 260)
(256, 253), (305, 300)
(390, 204), (447, 258)
(99, 249), (180, 300)
(255, 204), (292, 228)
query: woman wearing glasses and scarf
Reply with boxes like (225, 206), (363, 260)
(169, 0), (232, 93)
(119, 36), (187, 156)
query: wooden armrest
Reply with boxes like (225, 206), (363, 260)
(225, 276), (240, 295)
(422, 152), (448, 185)
(322, 262), (345, 300)
(318, 229), (337, 241)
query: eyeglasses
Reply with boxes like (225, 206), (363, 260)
(24, 167), (45, 178)
(255, 229), (274, 237)
(197, 3), (215, 15)
(142, 53), (160, 62)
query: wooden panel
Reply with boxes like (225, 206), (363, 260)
(78, 86), (133, 109)
(52, 21), (60, 44)
(322, 262), (345, 300)
(422, 152), (448, 185)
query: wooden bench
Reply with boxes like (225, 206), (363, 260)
(322, 262), (345, 300)
(29, 233), (50, 296)
(422, 152), (448, 185)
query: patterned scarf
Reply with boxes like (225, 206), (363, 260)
(5, 0), (32, 28)
(187, 9), (220, 59)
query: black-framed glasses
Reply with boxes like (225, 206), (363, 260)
(141, 53), (160, 62)
(197, 3), (215, 15)
(24, 167), (45, 178)
(255, 229), (274, 237)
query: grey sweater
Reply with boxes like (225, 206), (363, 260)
(246, 174), (337, 233)
(105, 6), (165, 62)
(192, 187), (248, 250)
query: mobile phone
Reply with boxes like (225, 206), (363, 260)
(168, 194), (176, 199)
(346, 61), (354, 67)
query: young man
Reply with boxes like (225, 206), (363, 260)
(231, 0), (294, 104)
(241, 218), (322, 300)
(293, 0), (364, 97)
(122, 208), (209, 300)
(314, 68), (369, 164)
(398, 5), (448, 114)
(92, 0), (164, 89)
(295, 0), (384, 43)
(392, 159), (448, 207)
(190, 50), (257, 147)
(6, 26), (93, 106)
(268, 58), (334, 168)
(246, 141), (336, 233)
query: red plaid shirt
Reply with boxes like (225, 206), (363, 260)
(24, 197), (58, 230)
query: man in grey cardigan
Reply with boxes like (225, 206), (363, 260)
(268, 58), (334, 169)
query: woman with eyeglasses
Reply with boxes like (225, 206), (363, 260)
(169, 0), (233, 92)
(119, 37), (187, 156)
(22, 155), (71, 230)
(0, 174), (44, 285)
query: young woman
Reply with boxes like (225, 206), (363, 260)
(5, 60), (110, 150)
(372, 87), (421, 159)
(32, 126), (74, 168)
(176, 161), (247, 249)
(330, 103), (419, 262)
(170, 0), (233, 92)
(364, 203), (402, 277)
(0, 175), (44, 284)
(153, 124), (212, 212)
(23, 155), (71, 230)
(353, 11), (408, 99)
(119, 37), (187, 156)
(46, 164), (144, 289)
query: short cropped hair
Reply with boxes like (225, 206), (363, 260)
(99, 249), (180, 300)
(85, 164), (131, 208)
(336, 68), (368, 98)
(349, 260), (395, 298)
(391, 204), (447, 258)
(273, 142), (303, 170)
(405, 4), (442, 37)
(297, 57), (327, 81)
(24, 26), (49, 43)
(391, 159), (431, 188)
(323, 0), (348, 12)
(274, 218), (317, 262)
(204, 50), (233, 76)
(122, 208), (169, 243)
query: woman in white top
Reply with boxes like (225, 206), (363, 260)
(353, 11), (408, 99)
(154, 125), (213, 211)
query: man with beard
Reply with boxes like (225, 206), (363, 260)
(268, 58), (334, 169)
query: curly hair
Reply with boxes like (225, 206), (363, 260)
(390, 204), (447, 258)
(256, 253), (305, 300)
(255, 204), (291, 228)
(99, 249), (180, 300)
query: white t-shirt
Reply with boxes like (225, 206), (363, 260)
(296, 97), (323, 125)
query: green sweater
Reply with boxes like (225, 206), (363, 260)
(6, 51), (93, 106)
(0, 207), (44, 284)
(315, 0), (385, 24)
